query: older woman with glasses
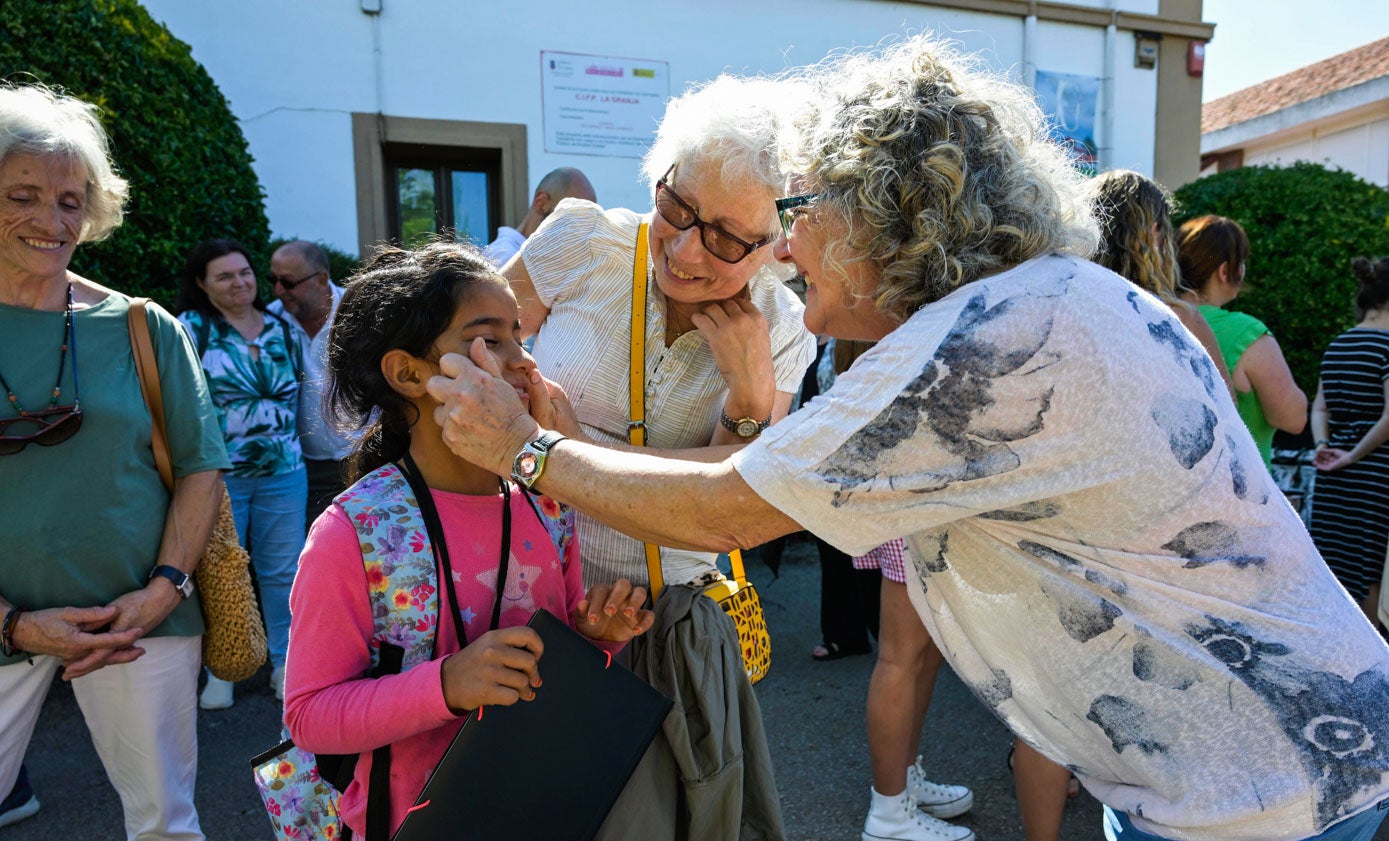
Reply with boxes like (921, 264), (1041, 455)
(432, 36), (1389, 841)
(0, 83), (228, 840)
(502, 75), (815, 839)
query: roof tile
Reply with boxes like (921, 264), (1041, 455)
(1202, 36), (1389, 134)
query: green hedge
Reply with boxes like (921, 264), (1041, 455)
(0, 0), (269, 307)
(1173, 162), (1389, 395)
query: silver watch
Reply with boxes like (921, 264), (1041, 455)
(149, 565), (194, 599)
(510, 431), (567, 489)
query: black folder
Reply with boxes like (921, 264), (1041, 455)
(392, 608), (672, 841)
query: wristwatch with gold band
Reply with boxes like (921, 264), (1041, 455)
(720, 410), (772, 439)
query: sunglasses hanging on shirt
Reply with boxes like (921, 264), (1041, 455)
(0, 283), (82, 456)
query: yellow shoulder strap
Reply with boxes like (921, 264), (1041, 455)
(628, 223), (666, 597)
(628, 222), (746, 597)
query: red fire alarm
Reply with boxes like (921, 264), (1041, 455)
(1188, 41), (1206, 77)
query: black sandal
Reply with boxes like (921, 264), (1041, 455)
(810, 641), (872, 661)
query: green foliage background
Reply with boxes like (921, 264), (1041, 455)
(1173, 162), (1389, 396)
(0, 0), (270, 308)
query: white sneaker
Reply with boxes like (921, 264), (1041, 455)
(863, 787), (974, 841)
(272, 666), (286, 702)
(907, 755), (974, 819)
(199, 675), (235, 710)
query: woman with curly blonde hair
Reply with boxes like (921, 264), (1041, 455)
(1089, 170), (1231, 394)
(432, 35), (1389, 841)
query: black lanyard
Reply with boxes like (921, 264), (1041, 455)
(398, 453), (512, 645)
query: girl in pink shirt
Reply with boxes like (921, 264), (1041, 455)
(283, 242), (652, 838)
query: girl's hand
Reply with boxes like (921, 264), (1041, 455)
(1314, 446), (1355, 472)
(574, 579), (655, 643)
(440, 626), (544, 713)
(691, 296), (775, 417)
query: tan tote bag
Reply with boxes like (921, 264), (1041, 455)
(128, 300), (268, 682)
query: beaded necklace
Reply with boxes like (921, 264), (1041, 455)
(0, 283), (77, 415)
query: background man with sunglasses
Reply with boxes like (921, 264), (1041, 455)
(267, 240), (357, 530)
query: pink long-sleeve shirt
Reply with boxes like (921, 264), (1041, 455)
(284, 484), (601, 837)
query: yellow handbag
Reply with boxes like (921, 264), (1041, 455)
(128, 300), (269, 683)
(627, 224), (771, 684)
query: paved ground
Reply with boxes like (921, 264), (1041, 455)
(8, 538), (1388, 840)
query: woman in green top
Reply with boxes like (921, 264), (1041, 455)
(1176, 215), (1306, 465)
(0, 82), (229, 839)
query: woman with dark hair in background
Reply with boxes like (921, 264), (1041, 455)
(1177, 215), (1306, 466)
(1308, 256), (1389, 628)
(176, 238), (304, 710)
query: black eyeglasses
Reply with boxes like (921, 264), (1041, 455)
(268, 270), (322, 290)
(775, 193), (819, 237)
(654, 165), (773, 264)
(0, 284), (82, 456)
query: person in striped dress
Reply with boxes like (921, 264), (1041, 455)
(1309, 256), (1389, 629)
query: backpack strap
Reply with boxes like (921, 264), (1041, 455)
(337, 464), (442, 671)
(365, 642), (404, 841)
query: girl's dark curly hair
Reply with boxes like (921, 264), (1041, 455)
(327, 240), (505, 483)
(1351, 256), (1389, 316)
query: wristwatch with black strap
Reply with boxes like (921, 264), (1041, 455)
(510, 431), (568, 489)
(720, 410), (772, 439)
(148, 565), (194, 600)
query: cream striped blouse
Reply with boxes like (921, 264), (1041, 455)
(523, 199), (816, 587)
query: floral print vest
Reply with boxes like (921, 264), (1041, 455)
(252, 462), (574, 841)
(336, 462), (576, 669)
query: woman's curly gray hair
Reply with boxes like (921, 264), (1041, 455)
(0, 82), (129, 243)
(782, 36), (1098, 319)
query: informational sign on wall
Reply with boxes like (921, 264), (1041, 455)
(541, 50), (671, 158)
(1035, 70), (1100, 174)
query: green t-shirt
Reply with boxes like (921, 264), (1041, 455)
(1200, 304), (1275, 466)
(0, 292), (230, 665)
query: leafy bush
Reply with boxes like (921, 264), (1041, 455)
(1173, 162), (1389, 395)
(0, 0), (269, 307)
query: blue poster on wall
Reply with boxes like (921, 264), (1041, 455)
(1035, 70), (1100, 174)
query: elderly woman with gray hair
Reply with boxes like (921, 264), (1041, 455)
(0, 84), (228, 840)
(504, 75), (819, 840)
(431, 36), (1389, 841)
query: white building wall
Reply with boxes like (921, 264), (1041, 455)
(1242, 116), (1389, 188)
(141, 0), (1164, 253)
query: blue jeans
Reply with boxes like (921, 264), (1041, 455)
(225, 467), (307, 670)
(1104, 803), (1388, 841)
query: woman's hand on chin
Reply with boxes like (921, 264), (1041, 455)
(427, 338), (540, 477)
(692, 295), (775, 415)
